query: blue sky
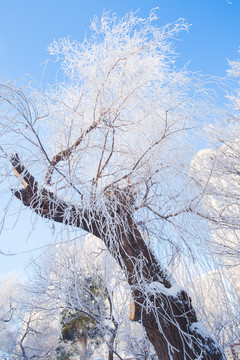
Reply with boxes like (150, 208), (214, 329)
(1, 0), (240, 82)
(0, 0), (240, 278)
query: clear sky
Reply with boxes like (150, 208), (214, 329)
(0, 0), (240, 278)
(1, 0), (240, 82)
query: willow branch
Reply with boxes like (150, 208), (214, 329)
(45, 121), (99, 185)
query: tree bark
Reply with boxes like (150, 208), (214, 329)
(10, 153), (225, 360)
(107, 294), (119, 360)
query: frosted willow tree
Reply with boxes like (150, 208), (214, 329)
(190, 49), (240, 351)
(0, 11), (225, 360)
(191, 48), (240, 270)
(27, 240), (121, 360)
(0, 276), (25, 355)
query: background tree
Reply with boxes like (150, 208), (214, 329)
(0, 238), (158, 359)
(0, 274), (58, 359)
(0, 276), (24, 356)
(26, 236), (156, 359)
(56, 267), (110, 359)
(13, 305), (59, 360)
(188, 49), (240, 356)
(0, 10), (232, 359)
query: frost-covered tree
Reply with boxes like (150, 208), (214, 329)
(36, 243), (114, 360)
(190, 47), (240, 272)
(0, 10), (227, 359)
(227, 47), (240, 114)
(0, 276), (25, 355)
(27, 237), (156, 359)
(13, 306), (59, 360)
(0, 275), (59, 359)
(189, 49), (240, 354)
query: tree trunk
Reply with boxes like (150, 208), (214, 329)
(82, 332), (87, 360)
(10, 154), (225, 360)
(107, 294), (118, 360)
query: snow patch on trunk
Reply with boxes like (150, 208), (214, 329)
(145, 280), (182, 297)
